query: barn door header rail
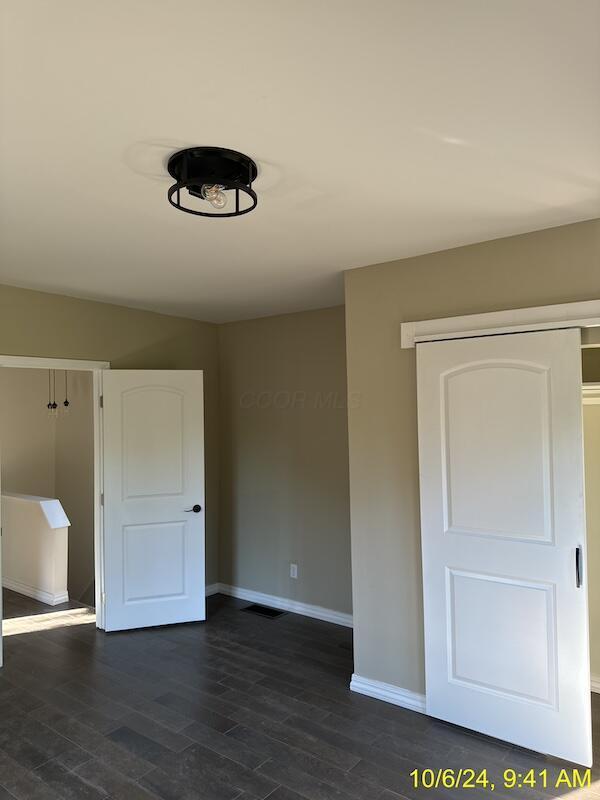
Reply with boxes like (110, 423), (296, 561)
(401, 299), (600, 348)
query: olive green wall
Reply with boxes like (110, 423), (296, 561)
(344, 218), (600, 694)
(218, 306), (352, 613)
(0, 284), (220, 584)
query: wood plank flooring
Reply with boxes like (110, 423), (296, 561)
(2, 589), (87, 620)
(0, 588), (599, 799)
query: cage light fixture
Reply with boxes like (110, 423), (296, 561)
(167, 146), (258, 218)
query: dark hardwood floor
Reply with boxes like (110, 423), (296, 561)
(2, 588), (87, 620)
(0, 588), (599, 799)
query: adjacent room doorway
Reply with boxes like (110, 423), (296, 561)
(0, 358), (207, 667)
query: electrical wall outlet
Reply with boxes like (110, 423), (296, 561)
(290, 562), (298, 579)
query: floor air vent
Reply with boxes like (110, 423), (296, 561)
(242, 603), (287, 618)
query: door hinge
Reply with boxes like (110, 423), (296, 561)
(100, 492), (104, 506)
(101, 592), (106, 605)
(99, 394), (103, 408)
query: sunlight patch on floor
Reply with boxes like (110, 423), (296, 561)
(2, 606), (96, 636)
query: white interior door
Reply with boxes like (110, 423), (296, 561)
(103, 370), (205, 632)
(417, 328), (592, 766)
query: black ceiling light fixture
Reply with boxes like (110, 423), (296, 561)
(167, 147), (258, 218)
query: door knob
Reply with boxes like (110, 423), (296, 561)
(185, 504), (202, 513)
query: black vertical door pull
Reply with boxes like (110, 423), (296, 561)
(575, 546), (583, 588)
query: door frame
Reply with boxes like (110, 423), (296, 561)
(0, 355), (110, 630)
(583, 384), (600, 404)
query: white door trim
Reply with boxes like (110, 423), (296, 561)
(0, 355), (111, 371)
(401, 298), (600, 348)
(0, 354), (110, 630)
(583, 384), (600, 404)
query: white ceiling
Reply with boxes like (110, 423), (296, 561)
(1, 1), (599, 323)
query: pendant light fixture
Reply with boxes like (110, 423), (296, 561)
(63, 370), (70, 413)
(46, 370), (72, 416)
(167, 147), (258, 218)
(47, 370), (58, 417)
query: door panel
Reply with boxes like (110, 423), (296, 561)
(441, 363), (552, 541)
(122, 387), (185, 498)
(447, 569), (556, 706)
(123, 521), (187, 603)
(417, 329), (591, 766)
(103, 371), (205, 632)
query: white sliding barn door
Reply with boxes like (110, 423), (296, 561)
(417, 329), (592, 766)
(103, 371), (205, 632)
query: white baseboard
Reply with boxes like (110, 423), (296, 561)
(352, 671), (600, 713)
(205, 583), (221, 597)
(211, 582), (353, 628)
(350, 673), (426, 714)
(3, 577), (69, 607)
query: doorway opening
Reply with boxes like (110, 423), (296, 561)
(0, 360), (207, 664)
(0, 355), (108, 666)
(0, 366), (94, 636)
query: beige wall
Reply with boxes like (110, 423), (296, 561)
(0, 368), (56, 497)
(344, 218), (600, 693)
(0, 286), (351, 608)
(218, 306), (352, 613)
(55, 371), (95, 603)
(0, 284), (220, 584)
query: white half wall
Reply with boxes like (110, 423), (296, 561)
(1, 493), (70, 605)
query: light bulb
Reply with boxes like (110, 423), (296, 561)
(201, 184), (227, 210)
(209, 190), (227, 209)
